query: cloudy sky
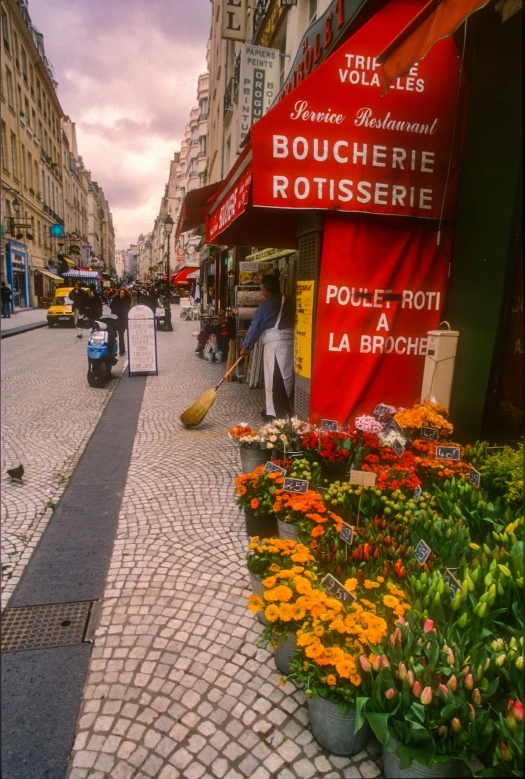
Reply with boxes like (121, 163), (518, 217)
(28, 0), (210, 248)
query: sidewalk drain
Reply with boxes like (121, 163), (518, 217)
(1, 601), (100, 653)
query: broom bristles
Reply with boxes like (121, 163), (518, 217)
(180, 388), (217, 426)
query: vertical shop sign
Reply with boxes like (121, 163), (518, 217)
(310, 215), (450, 423)
(128, 305), (158, 376)
(236, 45), (279, 151)
(221, 0), (246, 41)
(295, 281), (315, 379)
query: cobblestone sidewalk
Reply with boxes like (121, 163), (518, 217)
(1, 324), (125, 607)
(67, 318), (383, 779)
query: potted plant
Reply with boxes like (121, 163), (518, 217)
(300, 429), (355, 481)
(357, 613), (496, 778)
(246, 536), (315, 626)
(261, 417), (310, 459)
(229, 423), (270, 473)
(272, 488), (332, 541)
(234, 466), (284, 536)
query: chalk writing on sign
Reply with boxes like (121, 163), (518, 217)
(421, 426), (439, 440)
(321, 419), (338, 431)
(414, 539), (432, 565)
(128, 305), (157, 375)
(340, 522), (354, 546)
(413, 485), (422, 502)
(264, 461), (287, 476)
(393, 438), (405, 458)
(468, 467), (481, 489)
(283, 477), (309, 494)
(322, 574), (356, 604)
(487, 447), (504, 457)
(436, 446), (461, 461)
(443, 568), (464, 597)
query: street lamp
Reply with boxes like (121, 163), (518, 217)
(160, 214), (174, 331)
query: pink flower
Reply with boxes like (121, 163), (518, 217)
(413, 681), (422, 698)
(447, 675), (457, 692)
(472, 688), (482, 705)
(438, 725), (445, 736)
(500, 742), (512, 761)
(452, 718), (462, 733)
(398, 663), (407, 681)
(511, 700), (524, 723)
(372, 656), (382, 672)
(385, 688), (396, 700)
(423, 619), (434, 633)
(464, 674), (474, 690)
(381, 655), (390, 668)
(469, 704), (476, 720)
(406, 670), (414, 687)
(421, 687), (433, 705)
(359, 656), (372, 673)
(439, 684), (448, 697)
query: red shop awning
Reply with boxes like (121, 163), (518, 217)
(376, 0), (491, 95)
(170, 266), (197, 285)
(174, 181), (222, 244)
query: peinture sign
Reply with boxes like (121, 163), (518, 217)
(236, 45), (279, 152)
(128, 305), (158, 376)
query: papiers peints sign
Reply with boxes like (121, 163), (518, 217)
(251, 0), (465, 220)
(236, 45), (279, 152)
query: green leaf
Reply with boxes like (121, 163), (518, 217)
(366, 712), (390, 745)
(355, 697), (369, 734)
(411, 743), (436, 767)
(396, 741), (413, 770)
(409, 720), (431, 742)
(411, 702), (426, 724)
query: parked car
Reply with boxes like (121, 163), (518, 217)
(46, 286), (90, 327)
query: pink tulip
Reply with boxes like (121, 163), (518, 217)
(500, 742), (512, 762)
(385, 688), (396, 700)
(381, 655), (390, 668)
(438, 725), (445, 736)
(413, 681), (422, 698)
(421, 686), (433, 705)
(359, 656), (372, 673)
(423, 619), (434, 633)
(439, 684), (448, 697)
(447, 675), (457, 692)
(472, 688), (482, 705)
(451, 718), (462, 733)
(464, 674), (474, 690)
(469, 704), (476, 720)
(396, 616), (406, 626)
(398, 663), (407, 681)
(462, 665), (470, 674)
(372, 655), (382, 672)
(406, 670), (415, 687)
(512, 701), (523, 723)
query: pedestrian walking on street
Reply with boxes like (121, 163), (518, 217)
(69, 281), (90, 338)
(239, 274), (295, 421)
(87, 289), (103, 321)
(110, 287), (132, 355)
(1, 281), (13, 318)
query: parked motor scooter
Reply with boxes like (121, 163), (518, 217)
(79, 313), (119, 387)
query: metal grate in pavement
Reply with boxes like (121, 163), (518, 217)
(1, 601), (93, 653)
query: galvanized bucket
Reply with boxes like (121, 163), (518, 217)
(244, 507), (277, 538)
(239, 446), (271, 474)
(248, 570), (267, 626)
(274, 634), (298, 674)
(383, 737), (463, 778)
(277, 518), (299, 540)
(308, 696), (371, 756)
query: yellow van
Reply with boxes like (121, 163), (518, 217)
(47, 286), (90, 327)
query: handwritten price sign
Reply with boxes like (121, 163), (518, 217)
(436, 446), (461, 461)
(340, 522), (354, 546)
(264, 461), (287, 476)
(421, 426), (439, 440)
(414, 539), (432, 565)
(321, 419), (338, 431)
(468, 467), (481, 489)
(321, 574), (356, 604)
(283, 477), (309, 495)
(443, 568), (464, 597)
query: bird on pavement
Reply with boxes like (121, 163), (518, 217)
(7, 464), (24, 483)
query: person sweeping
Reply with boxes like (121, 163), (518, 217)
(240, 274), (294, 421)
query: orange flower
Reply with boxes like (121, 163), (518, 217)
(311, 525), (325, 538)
(237, 485), (247, 496)
(251, 498), (260, 509)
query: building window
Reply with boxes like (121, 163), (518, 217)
(37, 220), (41, 246)
(32, 108), (36, 130)
(29, 64), (34, 95)
(10, 132), (17, 178)
(199, 135), (207, 157)
(24, 96), (30, 122)
(199, 97), (209, 119)
(1, 121), (7, 171)
(13, 31), (19, 69)
(21, 48), (27, 83)
(27, 151), (32, 188)
(6, 67), (13, 108)
(1, 10), (10, 53)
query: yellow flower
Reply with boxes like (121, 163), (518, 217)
(360, 599), (377, 612)
(275, 585), (294, 602)
(263, 575), (278, 588)
(269, 563), (281, 573)
(297, 632), (316, 647)
(386, 583), (408, 599)
(251, 536), (260, 543)
(291, 553), (310, 563)
(313, 624), (325, 637)
(345, 578), (358, 592)
(383, 595), (400, 609)
(276, 570), (295, 579)
(247, 594), (263, 613)
(364, 580), (380, 590)
(279, 603), (294, 621)
(265, 604), (280, 622)
(304, 571), (316, 580)
(329, 619), (347, 634)
(335, 656), (356, 679)
(350, 673), (362, 686)
(291, 603), (306, 621)
(279, 677), (285, 687)
(294, 577), (312, 594)
(326, 674), (337, 687)
(248, 542), (258, 550)
(376, 576), (385, 583)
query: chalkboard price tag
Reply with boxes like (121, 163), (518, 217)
(340, 522), (354, 546)
(321, 419), (338, 432)
(413, 485), (422, 502)
(374, 404), (395, 419)
(283, 477), (309, 495)
(349, 470), (377, 487)
(321, 574), (356, 604)
(264, 461), (287, 476)
(436, 446), (461, 461)
(468, 467), (481, 489)
(384, 418), (405, 438)
(393, 438), (405, 458)
(487, 447), (505, 457)
(443, 568), (464, 597)
(288, 452), (304, 461)
(414, 539), (432, 565)
(421, 426), (439, 440)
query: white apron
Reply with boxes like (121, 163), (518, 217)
(262, 296), (294, 417)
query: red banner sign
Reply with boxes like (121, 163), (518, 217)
(310, 214), (451, 423)
(207, 168), (252, 243)
(251, 0), (463, 220)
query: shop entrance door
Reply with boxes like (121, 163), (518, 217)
(13, 271), (26, 308)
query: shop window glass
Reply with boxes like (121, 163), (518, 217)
(1, 10), (10, 52)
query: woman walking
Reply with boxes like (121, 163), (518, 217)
(110, 287), (132, 355)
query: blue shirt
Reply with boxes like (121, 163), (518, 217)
(242, 293), (294, 351)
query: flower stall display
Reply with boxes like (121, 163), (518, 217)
(260, 417), (310, 456)
(229, 422), (270, 473)
(234, 466), (284, 535)
(233, 403), (523, 777)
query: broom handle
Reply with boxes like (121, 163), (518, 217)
(214, 355), (245, 390)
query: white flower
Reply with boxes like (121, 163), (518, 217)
(280, 434), (288, 442)
(270, 435), (277, 442)
(267, 442), (274, 449)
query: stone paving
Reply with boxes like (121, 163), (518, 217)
(0, 306), (48, 333)
(1, 314), (124, 607)
(67, 316), (383, 779)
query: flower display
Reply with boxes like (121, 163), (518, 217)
(260, 417), (310, 451)
(246, 536), (316, 578)
(354, 415), (384, 434)
(394, 401), (454, 438)
(228, 423), (256, 441)
(234, 466), (284, 515)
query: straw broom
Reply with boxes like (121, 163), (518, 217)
(180, 355), (244, 427)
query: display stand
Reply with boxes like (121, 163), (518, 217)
(127, 305), (158, 376)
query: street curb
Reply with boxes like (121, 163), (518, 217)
(1, 322), (48, 339)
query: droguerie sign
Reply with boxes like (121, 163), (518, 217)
(251, 0), (463, 220)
